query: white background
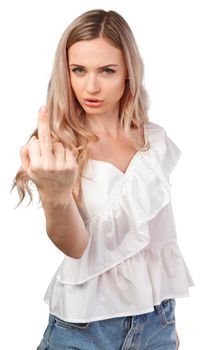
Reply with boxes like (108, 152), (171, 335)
(0, 0), (201, 349)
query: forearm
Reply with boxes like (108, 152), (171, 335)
(42, 193), (89, 259)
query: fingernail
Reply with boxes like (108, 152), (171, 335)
(40, 106), (47, 113)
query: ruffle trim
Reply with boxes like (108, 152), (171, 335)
(145, 122), (182, 177)
(44, 240), (195, 323)
(55, 122), (182, 285)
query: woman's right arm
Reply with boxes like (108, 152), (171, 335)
(41, 193), (89, 259)
(20, 106), (89, 259)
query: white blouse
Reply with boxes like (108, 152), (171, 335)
(43, 121), (195, 323)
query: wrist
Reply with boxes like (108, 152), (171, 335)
(40, 192), (72, 210)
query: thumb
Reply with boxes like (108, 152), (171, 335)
(20, 136), (37, 173)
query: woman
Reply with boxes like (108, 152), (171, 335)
(13, 9), (194, 349)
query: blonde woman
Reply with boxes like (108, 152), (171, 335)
(13, 9), (194, 350)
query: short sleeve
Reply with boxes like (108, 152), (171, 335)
(162, 130), (182, 175)
(146, 122), (183, 177)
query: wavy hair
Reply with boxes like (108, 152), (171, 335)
(12, 9), (151, 209)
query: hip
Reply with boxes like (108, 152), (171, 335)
(37, 298), (177, 350)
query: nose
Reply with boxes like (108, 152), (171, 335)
(85, 74), (101, 94)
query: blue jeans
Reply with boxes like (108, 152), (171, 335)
(37, 298), (177, 349)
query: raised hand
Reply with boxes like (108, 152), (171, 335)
(20, 106), (78, 206)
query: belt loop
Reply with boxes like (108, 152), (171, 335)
(128, 316), (132, 329)
(154, 304), (162, 315)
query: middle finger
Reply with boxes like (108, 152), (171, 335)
(37, 106), (53, 159)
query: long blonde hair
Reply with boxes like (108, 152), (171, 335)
(12, 9), (150, 209)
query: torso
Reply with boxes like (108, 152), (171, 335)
(87, 125), (145, 174)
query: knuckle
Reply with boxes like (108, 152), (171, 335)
(70, 157), (78, 167)
(29, 164), (40, 173)
(53, 142), (64, 151)
(30, 163), (53, 173)
(55, 165), (65, 172)
(65, 163), (77, 172)
(43, 163), (55, 172)
(28, 136), (37, 145)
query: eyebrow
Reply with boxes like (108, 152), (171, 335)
(69, 64), (119, 69)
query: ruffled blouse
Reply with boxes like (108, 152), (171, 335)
(43, 121), (195, 322)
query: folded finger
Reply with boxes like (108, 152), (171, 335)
(29, 139), (41, 169)
(53, 142), (65, 167)
(65, 148), (77, 168)
(20, 136), (37, 172)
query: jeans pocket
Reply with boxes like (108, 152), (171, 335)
(54, 316), (91, 330)
(160, 298), (176, 326)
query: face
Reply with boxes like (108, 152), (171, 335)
(68, 38), (128, 117)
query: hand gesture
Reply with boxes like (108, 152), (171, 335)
(20, 106), (78, 206)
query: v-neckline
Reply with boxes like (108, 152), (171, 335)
(88, 123), (149, 176)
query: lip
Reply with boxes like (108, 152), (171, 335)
(83, 98), (103, 102)
(83, 98), (104, 108)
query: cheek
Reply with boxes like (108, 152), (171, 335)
(108, 78), (126, 98)
(69, 77), (81, 96)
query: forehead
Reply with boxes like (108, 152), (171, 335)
(68, 38), (124, 65)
